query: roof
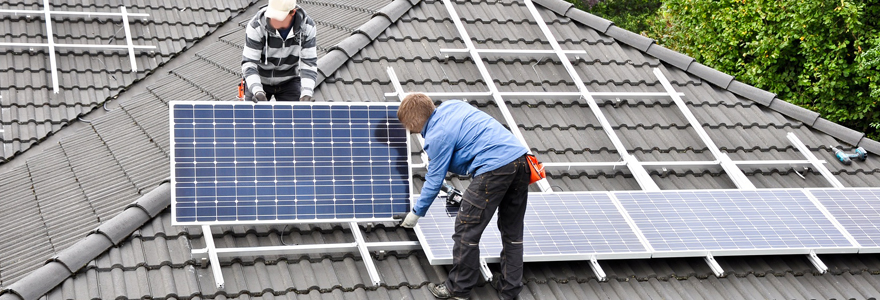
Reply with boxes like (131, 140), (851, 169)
(1, 0), (880, 299)
(0, 0), (254, 161)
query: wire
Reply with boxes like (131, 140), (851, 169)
(280, 225), (289, 245)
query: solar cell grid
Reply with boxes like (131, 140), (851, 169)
(416, 192), (649, 264)
(171, 102), (410, 224)
(614, 189), (855, 255)
(808, 188), (880, 250)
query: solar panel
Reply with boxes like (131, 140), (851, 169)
(614, 189), (857, 257)
(415, 192), (650, 264)
(170, 102), (410, 225)
(807, 188), (880, 252)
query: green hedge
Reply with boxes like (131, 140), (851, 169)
(573, 0), (880, 140)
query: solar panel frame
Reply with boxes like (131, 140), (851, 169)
(170, 101), (411, 225)
(414, 191), (652, 265)
(806, 188), (880, 253)
(612, 189), (858, 258)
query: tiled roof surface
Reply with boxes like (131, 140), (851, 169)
(1, 0), (880, 299)
(0, 0), (254, 161)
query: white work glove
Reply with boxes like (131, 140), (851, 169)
(397, 212), (420, 228)
(253, 91), (267, 103)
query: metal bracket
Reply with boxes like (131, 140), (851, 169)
(201, 225), (225, 290)
(350, 221), (382, 286)
(193, 224), (420, 289)
(704, 253), (724, 277)
(589, 255), (607, 281)
(807, 250), (828, 274)
(787, 132), (845, 188)
(479, 258), (493, 282)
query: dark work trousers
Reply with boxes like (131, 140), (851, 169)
(244, 77), (301, 102)
(445, 155), (530, 299)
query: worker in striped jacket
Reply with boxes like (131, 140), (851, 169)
(241, 0), (317, 102)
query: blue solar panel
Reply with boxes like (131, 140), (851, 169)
(808, 188), (880, 250)
(614, 189), (855, 255)
(416, 192), (649, 264)
(170, 102), (410, 224)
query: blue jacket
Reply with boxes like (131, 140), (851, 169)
(413, 100), (528, 216)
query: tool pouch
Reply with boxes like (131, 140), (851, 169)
(526, 154), (546, 185)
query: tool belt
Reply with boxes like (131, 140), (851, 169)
(526, 154), (545, 184)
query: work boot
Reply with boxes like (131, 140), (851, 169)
(490, 272), (502, 289)
(428, 283), (469, 300)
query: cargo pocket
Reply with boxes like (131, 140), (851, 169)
(490, 161), (516, 175)
(456, 200), (484, 224)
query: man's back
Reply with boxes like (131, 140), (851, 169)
(422, 100), (527, 178)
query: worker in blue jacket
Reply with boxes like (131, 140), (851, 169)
(397, 93), (530, 300)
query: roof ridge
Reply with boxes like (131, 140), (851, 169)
(531, 0), (879, 154)
(316, 0), (422, 84)
(0, 182), (170, 300)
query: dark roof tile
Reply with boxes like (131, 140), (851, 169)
(859, 137), (880, 155)
(767, 97), (820, 126)
(52, 233), (113, 274)
(685, 62), (734, 89)
(813, 118), (865, 146)
(604, 25), (654, 52)
(330, 32), (372, 58)
(564, 7), (612, 33)
(727, 80), (776, 106)
(534, 0), (573, 16)
(646, 44), (694, 71)
(96, 204), (152, 245)
(0, 262), (69, 300)
(376, 0), (413, 22)
(355, 15), (392, 40)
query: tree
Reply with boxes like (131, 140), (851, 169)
(647, 0), (880, 140)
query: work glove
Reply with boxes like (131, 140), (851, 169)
(253, 91), (267, 103)
(300, 95), (313, 102)
(394, 212), (420, 228)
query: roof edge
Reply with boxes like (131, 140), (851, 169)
(0, 182), (171, 300)
(543, 0), (879, 148)
(317, 0), (419, 83)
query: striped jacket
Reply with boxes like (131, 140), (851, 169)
(242, 6), (318, 97)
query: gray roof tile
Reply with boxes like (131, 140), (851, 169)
(645, 43), (695, 70)
(768, 98), (820, 126)
(604, 25), (654, 52)
(0, 1), (251, 160)
(533, 0), (573, 16)
(813, 118), (865, 146)
(685, 62), (735, 89)
(3, 1), (880, 300)
(564, 6), (612, 33)
(727, 80), (776, 106)
(859, 137), (880, 155)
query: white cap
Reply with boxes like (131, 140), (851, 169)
(265, 0), (297, 21)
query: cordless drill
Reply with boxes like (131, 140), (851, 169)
(441, 183), (464, 207)
(834, 147), (868, 165)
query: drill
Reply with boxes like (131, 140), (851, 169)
(441, 183), (464, 207)
(833, 147), (868, 165)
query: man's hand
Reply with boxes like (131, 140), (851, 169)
(300, 95), (313, 102)
(395, 212), (420, 228)
(253, 91), (267, 103)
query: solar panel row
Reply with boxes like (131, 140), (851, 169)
(167, 102), (880, 263)
(417, 192), (650, 264)
(170, 102), (411, 224)
(417, 188), (877, 263)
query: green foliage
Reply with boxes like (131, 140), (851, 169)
(647, 0), (880, 140)
(580, 0), (662, 34)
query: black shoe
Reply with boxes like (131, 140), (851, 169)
(428, 283), (469, 300)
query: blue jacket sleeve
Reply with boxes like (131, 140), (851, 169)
(412, 135), (454, 217)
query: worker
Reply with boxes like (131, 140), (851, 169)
(397, 93), (530, 300)
(241, 0), (317, 102)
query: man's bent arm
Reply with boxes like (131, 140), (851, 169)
(299, 15), (318, 97)
(242, 16), (265, 94)
(412, 135), (454, 217)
